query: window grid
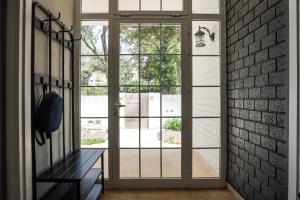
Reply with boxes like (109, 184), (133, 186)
(119, 23), (182, 179)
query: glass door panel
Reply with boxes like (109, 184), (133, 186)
(192, 21), (221, 178)
(118, 23), (182, 179)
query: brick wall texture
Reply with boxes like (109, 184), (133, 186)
(226, 0), (288, 199)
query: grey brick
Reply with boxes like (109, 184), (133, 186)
(249, 88), (261, 98)
(240, 109), (249, 120)
(249, 40), (261, 54)
(261, 160), (275, 178)
(269, 100), (285, 112)
(245, 141), (255, 154)
(269, 72), (285, 85)
(244, 100), (254, 110)
(277, 86), (286, 99)
(240, 129), (249, 140)
(262, 112), (276, 125)
(277, 56), (287, 71)
(239, 68), (249, 78)
(244, 33), (254, 46)
(239, 89), (249, 98)
(249, 111), (261, 121)
(255, 123), (269, 136)
(255, 49), (269, 63)
(261, 6), (275, 24)
(269, 15), (284, 32)
(249, 132), (260, 145)
(249, 17), (260, 32)
(254, 0), (268, 17)
(277, 141), (287, 157)
(235, 79), (244, 89)
(255, 24), (268, 40)
(255, 75), (268, 87)
(261, 87), (276, 98)
(244, 11), (254, 25)
(244, 77), (254, 88)
(269, 42), (286, 58)
(269, 152), (287, 170)
(255, 146), (268, 161)
(249, 64), (261, 76)
(249, 0), (260, 10)
(255, 100), (268, 111)
(261, 137), (276, 151)
(239, 26), (249, 39)
(269, 126), (286, 142)
(245, 121), (255, 132)
(249, 154), (260, 169)
(261, 60), (276, 74)
(261, 33), (276, 49)
(244, 55), (254, 66)
(277, 114), (286, 127)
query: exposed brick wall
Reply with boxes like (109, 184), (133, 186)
(226, 0), (288, 199)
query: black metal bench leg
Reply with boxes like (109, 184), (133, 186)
(101, 154), (104, 194)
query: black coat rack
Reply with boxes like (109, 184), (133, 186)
(31, 3), (104, 200)
(31, 2), (77, 199)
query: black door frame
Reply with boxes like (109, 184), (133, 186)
(0, 0), (6, 198)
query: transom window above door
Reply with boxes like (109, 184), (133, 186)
(81, 0), (220, 13)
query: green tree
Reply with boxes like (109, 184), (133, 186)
(81, 24), (181, 95)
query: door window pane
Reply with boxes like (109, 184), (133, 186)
(193, 118), (220, 148)
(119, 56), (139, 86)
(162, 0), (183, 11)
(193, 149), (220, 178)
(140, 87), (161, 117)
(192, 87), (220, 117)
(193, 21), (220, 55)
(120, 24), (139, 54)
(162, 118), (181, 148)
(141, 149), (161, 177)
(162, 149), (181, 177)
(81, 118), (108, 148)
(140, 55), (161, 86)
(162, 87), (181, 117)
(81, 0), (109, 13)
(161, 25), (181, 55)
(119, 0), (139, 10)
(192, 56), (220, 86)
(81, 21), (109, 55)
(81, 56), (108, 86)
(120, 118), (139, 148)
(119, 87), (140, 117)
(120, 149), (139, 177)
(161, 56), (181, 86)
(81, 87), (108, 117)
(193, 0), (219, 14)
(140, 25), (160, 54)
(141, 118), (160, 148)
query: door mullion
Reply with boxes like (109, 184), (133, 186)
(108, 20), (119, 187)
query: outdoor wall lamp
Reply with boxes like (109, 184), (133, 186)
(194, 26), (215, 47)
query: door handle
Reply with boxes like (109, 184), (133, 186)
(114, 103), (125, 117)
(115, 103), (125, 108)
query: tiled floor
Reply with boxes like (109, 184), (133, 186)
(102, 189), (235, 200)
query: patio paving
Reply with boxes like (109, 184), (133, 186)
(87, 129), (218, 178)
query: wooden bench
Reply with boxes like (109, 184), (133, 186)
(37, 148), (105, 200)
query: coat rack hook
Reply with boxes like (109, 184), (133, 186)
(52, 12), (61, 21)
(67, 25), (73, 32)
(73, 34), (82, 41)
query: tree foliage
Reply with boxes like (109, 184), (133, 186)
(81, 24), (181, 95)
